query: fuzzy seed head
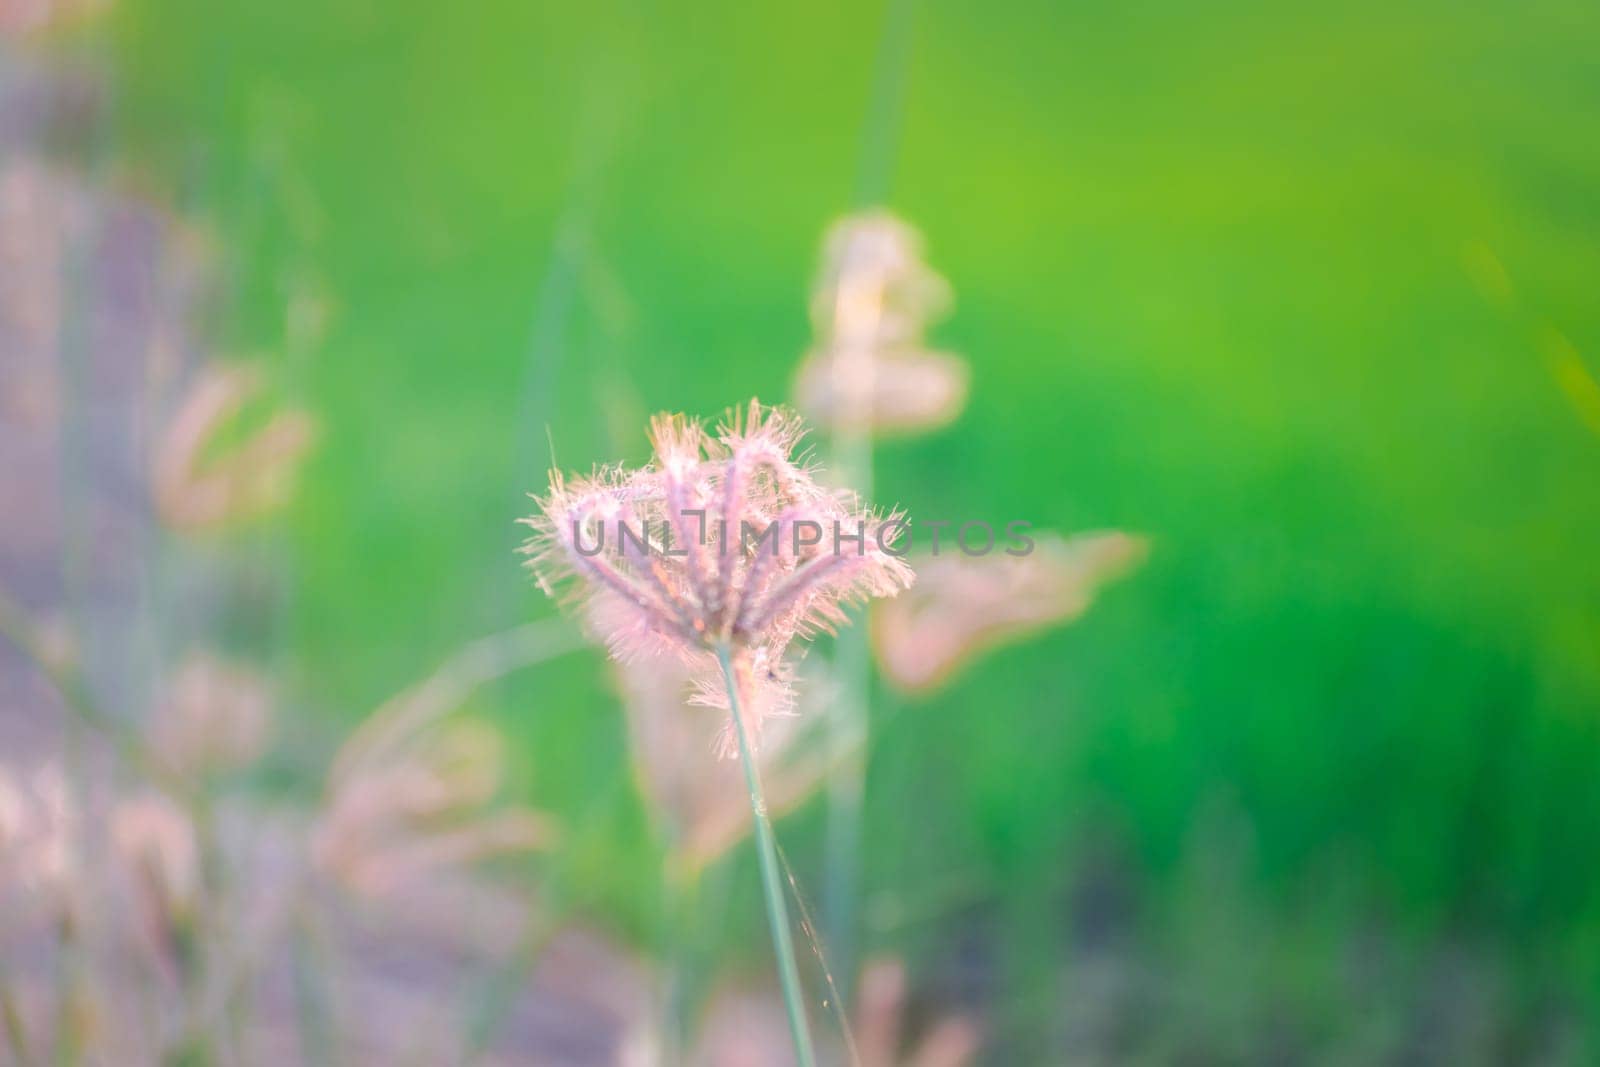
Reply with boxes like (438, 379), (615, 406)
(522, 399), (913, 754)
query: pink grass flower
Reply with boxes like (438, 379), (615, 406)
(522, 399), (913, 756)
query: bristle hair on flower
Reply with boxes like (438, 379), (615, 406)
(521, 399), (913, 756)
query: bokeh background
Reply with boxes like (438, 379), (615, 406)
(5, 0), (1600, 1062)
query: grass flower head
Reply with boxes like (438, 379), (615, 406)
(523, 399), (913, 755)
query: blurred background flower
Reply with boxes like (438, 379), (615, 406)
(873, 530), (1148, 694)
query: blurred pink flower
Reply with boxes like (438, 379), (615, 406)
(0, 762), (76, 912)
(793, 212), (968, 436)
(151, 362), (317, 534)
(809, 213), (951, 351)
(793, 346), (968, 438)
(315, 717), (555, 899)
(0, 0), (108, 35)
(873, 531), (1147, 694)
(150, 652), (273, 777)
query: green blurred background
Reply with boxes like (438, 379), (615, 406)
(89, 0), (1600, 1058)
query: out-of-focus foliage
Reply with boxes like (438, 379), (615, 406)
(5, 0), (1597, 1059)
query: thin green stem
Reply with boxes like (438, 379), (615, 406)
(52, 913), (84, 1067)
(660, 852), (698, 1066)
(853, 0), (919, 209)
(825, 0), (917, 998)
(715, 643), (816, 1067)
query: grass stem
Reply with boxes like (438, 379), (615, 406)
(715, 642), (816, 1067)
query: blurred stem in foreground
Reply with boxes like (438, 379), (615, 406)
(0, 588), (189, 800)
(1, 981), (29, 1067)
(716, 643), (816, 1067)
(826, 417), (873, 1006)
(825, 0), (919, 999)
